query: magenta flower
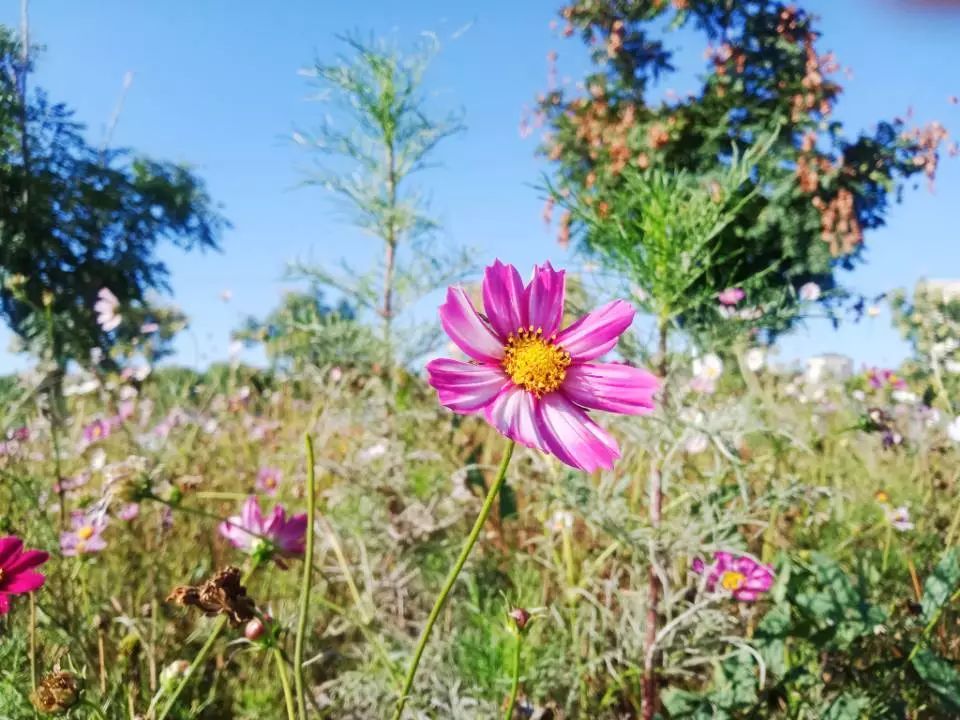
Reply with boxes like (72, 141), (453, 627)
(219, 496), (306, 563)
(867, 368), (907, 391)
(255, 467), (283, 497)
(60, 510), (108, 556)
(717, 287), (745, 306)
(82, 418), (113, 445)
(0, 536), (49, 614)
(426, 260), (658, 472)
(692, 551), (774, 602)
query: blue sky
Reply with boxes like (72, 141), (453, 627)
(0, 0), (957, 373)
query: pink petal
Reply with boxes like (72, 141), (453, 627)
(482, 260), (527, 339)
(440, 287), (504, 363)
(561, 363), (659, 415)
(0, 537), (23, 567)
(525, 262), (566, 336)
(426, 359), (509, 414)
(241, 496), (262, 533)
(534, 392), (620, 472)
(483, 385), (549, 452)
(3, 549), (48, 576)
(555, 300), (635, 361)
(733, 589), (761, 602)
(3, 570), (46, 594)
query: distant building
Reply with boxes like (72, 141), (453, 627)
(917, 279), (960, 303)
(805, 353), (853, 383)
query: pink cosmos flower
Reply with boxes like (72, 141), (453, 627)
(60, 510), (109, 556)
(255, 467), (283, 497)
(426, 260), (658, 472)
(692, 551), (774, 602)
(717, 287), (745, 306)
(867, 368), (907, 391)
(0, 536), (49, 614)
(219, 496), (306, 563)
(94, 287), (122, 332)
(82, 418), (113, 445)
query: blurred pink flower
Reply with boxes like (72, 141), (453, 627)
(94, 288), (121, 332)
(692, 551), (774, 602)
(426, 260), (658, 472)
(0, 536), (49, 614)
(717, 287), (745, 306)
(219, 496), (306, 564)
(118, 503), (140, 521)
(255, 467), (283, 497)
(867, 368), (907, 391)
(82, 418), (113, 445)
(60, 510), (108, 556)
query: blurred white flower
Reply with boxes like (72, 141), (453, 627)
(685, 433), (709, 454)
(866, 305), (881, 318)
(693, 354), (723, 381)
(745, 348), (766, 372)
(94, 288), (121, 332)
(228, 340), (244, 358)
(886, 506), (914, 532)
(329, 367), (343, 383)
(140, 321), (160, 334)
(548, 510), (574, 532)
(89, 448), (107, 471)
(64, 377), (101, 397)
(358, 440), (389, 463)
(799, 282), (821, 302)
(948, 416), (960, 443)
(852, 389), (866, 402)
(891, 390), (917, 405)
(946, 360), (960, 374)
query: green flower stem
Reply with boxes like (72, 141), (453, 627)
(392, 440), (516, 720)
(294, 433), (318, 720)
(274, 648), (297, 720)
(156, 560), (260, 720)
(503, 628), (524, 720)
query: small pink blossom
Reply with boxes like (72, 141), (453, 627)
(94, 288), (121, 332)
(219, 496), (306, 565)
(717, 287), (745, 306)
(255, 467), (283, 496)
(692, 551), (774, 602)
(60, 510), (109, 556)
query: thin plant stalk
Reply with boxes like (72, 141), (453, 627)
(28, 591), (37, 691)
(156, 561), (260, 720)
(274, 648), (297, 720)
(392, 440), (516, 720)
(293, 433), (318, 720)
(503, 627), (524, 720)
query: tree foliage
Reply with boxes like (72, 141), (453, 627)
(540, 0), (948, 336)
(0, 26), (226, 366)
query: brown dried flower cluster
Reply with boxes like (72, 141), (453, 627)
(167, 566), (256, 626)
(812, 189), (862, 256)
(901, 120), (950, 190)
(31, 671), (81, 714)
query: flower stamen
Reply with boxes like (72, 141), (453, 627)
(720, 570), (746, 591)
(502, 326), (571, 396)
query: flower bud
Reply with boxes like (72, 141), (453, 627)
(245, 617), (266, 641)
(509, 608), (531, 632)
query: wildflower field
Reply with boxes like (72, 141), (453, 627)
(2, 1), (960, 719)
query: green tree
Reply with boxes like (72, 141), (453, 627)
(0, 25), (226, 369)
(293, 33), (467, 368)
(235, 288), (378, 373)
(540, 0), (947, 339)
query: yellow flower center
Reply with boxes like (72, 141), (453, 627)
(77, 526), (95, 541)
(720, 570), (746, 591)
(502, 327), (571, 397)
